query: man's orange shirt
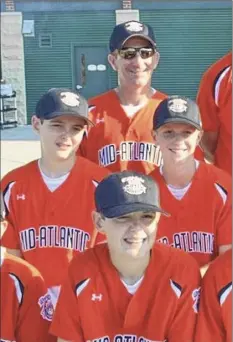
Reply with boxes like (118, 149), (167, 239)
(197, 52), (232, 174)
(1, 157), (109, 291)
(150, 162), (232, 266)
(214, 66), (232, 174)
(1, 251), (52, 342)
(50, 243), (201, 342)
(195, 249), (232, 342)
(79, 89), (167, 174)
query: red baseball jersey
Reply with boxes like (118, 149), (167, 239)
(150, 162), (232, 267)
(1, 157), (110, 302)
(78, 89), (167, 174)
(195, 248), (232, 342)
(197, 52), (232, 174)
(50, 243), (201, 342)
(1, 250), (53, 342)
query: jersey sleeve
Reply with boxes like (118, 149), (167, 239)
(168, 256), (201, 342)
(17, 274), (53, 342)
(197, 69), (220, 132)
(194, 264), (225, 342)
(1, 182), (21, 250)
(215, 181), (232, 247)
(49, 261), (84, 341)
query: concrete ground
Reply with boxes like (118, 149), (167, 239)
(1, 125), (41, 177)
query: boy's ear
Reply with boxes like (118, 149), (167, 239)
(31, 115), (41, 133)
(151, 129), (158, 143)
(197, 130), (203, 144)
(92, 211), (106, 234)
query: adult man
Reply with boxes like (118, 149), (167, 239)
(0, 192), (53, 342)
(79, 20), (167, 174)
(195, 248), (232, 342)
(1, 88), (110, 307)
(197, 52), (232, 174)
(150, 96), (232, 276)
(50, 171), (201, 342)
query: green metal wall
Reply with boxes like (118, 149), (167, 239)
(140, 8), (231, 98)
(24, 8), (231, 122)
(23, 11), (116, 122)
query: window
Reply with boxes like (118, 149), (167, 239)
(39, 34), (52, 48)
(22, 20), (35, 37)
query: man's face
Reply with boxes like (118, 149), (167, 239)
(32, 115), (87, 161)
(154, 123), (202, 163)
(94, 210), (160, 259)
(109, 37), (159, 88)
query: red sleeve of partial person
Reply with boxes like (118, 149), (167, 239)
(197, 69), (219, 132)
(194, 259), (227, 342)
(215, 175), (232, 247)
(0, 219), (20, 249)
(168, 255), (201, 342)
(49, 259), (84, 341)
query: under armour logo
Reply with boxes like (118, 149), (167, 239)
(91, 293), (102, 301)
(96, 118), (104, 124)
(60, 92), (80, 107)
(17, 194), (25, 200)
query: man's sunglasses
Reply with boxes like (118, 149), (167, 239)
(118, 47), (156, 60)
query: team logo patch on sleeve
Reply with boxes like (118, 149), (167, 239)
(192, 287), (201, 313)
(38, 292), (54, 321)
(122, 176), (147, 195)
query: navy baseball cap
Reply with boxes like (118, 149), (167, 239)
(109, 20), (157, 53)
(153, 96), (202, 130)
(95, 171), (169, 218)
(35, 88), (94, 126)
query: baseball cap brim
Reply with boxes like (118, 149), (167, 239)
(155, 117), (201, 130)
(42, 111), (94, 126)
(100, 203), (169, 218)
(122, 34), (156, 48)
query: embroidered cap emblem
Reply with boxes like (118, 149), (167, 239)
(121, 176), (147, 195)
(168, 98), (188, 113)
(125, 22), (144, 32)
(60, 92), (80, 107)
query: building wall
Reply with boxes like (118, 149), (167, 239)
(1, 12), (27, 124)
(140, 7), (231, 97)
(23, 10), (116, 120)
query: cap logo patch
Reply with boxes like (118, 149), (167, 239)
(168, 98), (188, 113)
(122, 176), (147, 195)
(125, 22), (144, 33)
(60, 92), (80, 107)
